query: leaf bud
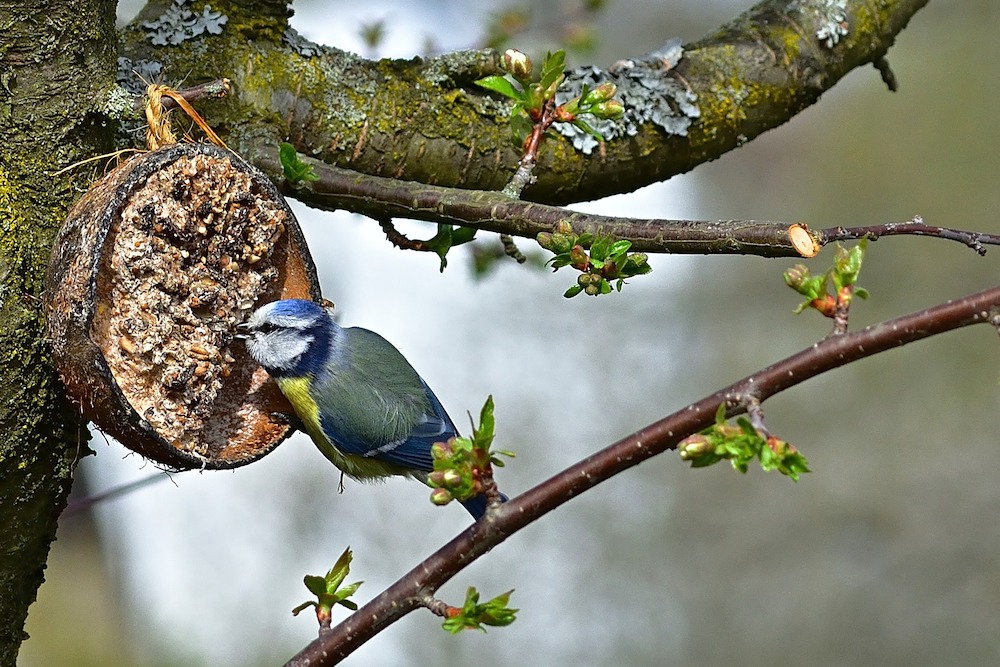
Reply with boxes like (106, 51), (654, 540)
(442, 469), (464, 490)
(584, 82), (617, 104)
(502, 49), (533, 79)
(550, 233), (572, 253)
(783, 264), (810, 291)
(592, 100), (624, 119)
(569, 244), (589, 270)
(430, 488), (454, 506)
(628, 252), (648, 268)
(553, 105), (576, 122)
(678, 434), (713, 460)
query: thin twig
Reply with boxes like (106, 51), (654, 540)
(499, 234), (527, 263)
(261, 155), (1000, 260)
(422, 596), (455, 619)
(873, 57), (898, 92)
(63, 472), (173, 516)
(500, 97), (554, 199)
(831, 285), (852, 335)
(378, 218), (427, 251)
(156, 78), (231, 112)
(818, 216), (999, 256)
(745, 399), (769, 437)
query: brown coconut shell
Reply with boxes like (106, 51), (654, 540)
(45, 143), (320, 470)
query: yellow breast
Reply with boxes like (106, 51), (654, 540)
(275, 376), (411, 480)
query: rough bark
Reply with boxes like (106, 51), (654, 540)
(0, 0), (117, 663)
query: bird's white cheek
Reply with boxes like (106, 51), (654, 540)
(247, 332), (312, 372)
(281, 336), (311, 367)
(244, 337), (264, 363)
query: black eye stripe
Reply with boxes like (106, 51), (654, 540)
(258, 322), (278, 334)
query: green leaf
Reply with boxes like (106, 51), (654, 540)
(442, 587), (518, 634)
(539, 50), (566, 92)
(509, 116), (532, 148)
(589, 235), (610, 260)
(452, 226), (477, 245)
(563, 284), (583, 298)
(326, 547), (354, 589)
(609, 239), (632, 256)
(279, 143), (319, 184)
(570, 117), (606, 143)
(291, 601), (316, 616)
(303, 575), (327, 597)
(293, 547), (363, 617)
(476, 395), (496, 449)
(422, 224), (477, 271)
(475, 75), (524, 102)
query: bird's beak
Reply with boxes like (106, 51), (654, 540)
(234, 322), (252, 340)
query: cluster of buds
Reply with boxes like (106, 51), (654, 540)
(478, 49), (625, 150)
(553, 80), (623, 124)
(427, 396), (510, 509)
(537, 221), (651, 297)
(679, 405), (810, 481)
(785, 240), (868, 318)
(428, 437), (489, 507)
(439, 587), (518, 634)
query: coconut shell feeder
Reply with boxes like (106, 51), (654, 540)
(45, 142), (320, 469)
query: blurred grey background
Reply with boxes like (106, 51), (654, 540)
(21, 1), (1000, 665)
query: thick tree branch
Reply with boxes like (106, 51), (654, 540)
(287, 283), (1000, 665)
(121, 0), (929, 206)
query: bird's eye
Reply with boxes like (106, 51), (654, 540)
(258, 322), (278, 334)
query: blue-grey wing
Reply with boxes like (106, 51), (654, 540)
(314, 328), (457, 472)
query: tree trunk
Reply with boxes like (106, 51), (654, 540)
(0, 0), (117, 663)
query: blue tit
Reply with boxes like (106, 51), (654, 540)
(238, 298), (493, 519)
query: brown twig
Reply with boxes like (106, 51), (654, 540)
(873, 57), (898, 92)
(262, 154), (1000, 260)
(157, 78), (231, 111)
(63, 472), (173, 516)
(744, 398), (769, 437)
(422, 596), (457, 620)
(499, 233), (527, 263)
(501, 96), (555, 199)
(285, 283), (1000, 666)
(831, 285), (853, 335)
(817, 216), (999, 256)
(378, 218), (428, 251)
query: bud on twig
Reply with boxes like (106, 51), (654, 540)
(502, 49), (532, 80)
